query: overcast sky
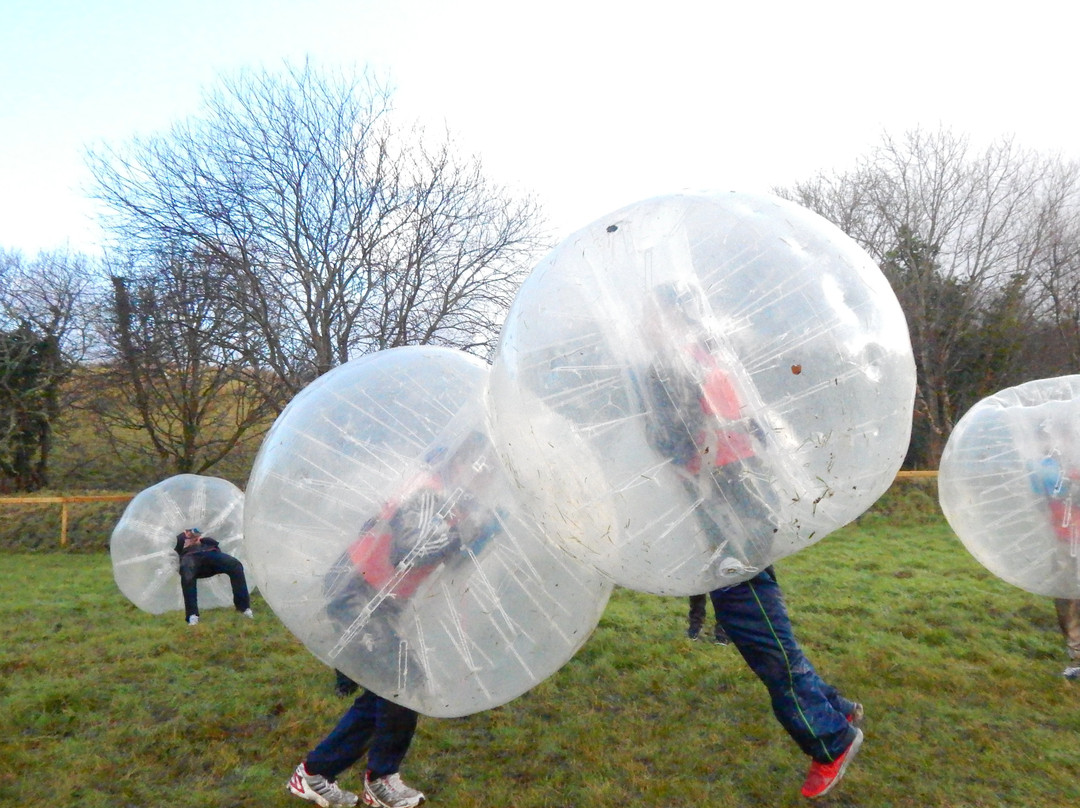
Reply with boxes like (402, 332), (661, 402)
(3, 0), (1078, 257)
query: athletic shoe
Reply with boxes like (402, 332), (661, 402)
(713, 628), (730, 645)
(363, 772), (425, 808)
(287, 763), (359, 807)
(187, 615), (199, 625)
(241, 608), (254, 619)
(800, 727), (863, 800)
(687, 626), (702, 640)
(847, 702), (864, 726)
(1063, 665), (1080, 680)
(335, 671), (360, 698)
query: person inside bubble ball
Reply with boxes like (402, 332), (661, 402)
(1027, 422), (1080, 679)
(321, 429), (503, 683)
(640, 279), (779, 576)
(641, 281), (863, 798)
(173, 527), (252, 625)
(291, 431), (502, 808)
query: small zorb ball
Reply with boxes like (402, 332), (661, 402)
(243, 346), (613, 718)
(110, 474), (247, 614)
(939, 376), (1080, 598)
(487, 192), (916, 595)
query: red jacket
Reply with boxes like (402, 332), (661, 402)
(347, 474), (458, 598)
(686, 345), (755, 473)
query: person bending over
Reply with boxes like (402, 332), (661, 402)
(174, 527), (252, 625)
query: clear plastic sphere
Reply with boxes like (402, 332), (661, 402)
(110, 474), (247, 614)
(939, 376), (1080, 598)
(243, 346), (613, 717)
(488, 192), (916, 595)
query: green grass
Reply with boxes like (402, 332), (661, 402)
(3, 487), (1077, 807)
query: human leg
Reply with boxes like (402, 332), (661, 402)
(708, 598), (730, 645)
(362, 695), (423, 807)
(1054, 598), (1080, 678)
(322, 574), (421, 687)
(366, 695), (419, 778)
(688, 594), (707, 639)
(179, 555), (200, 621)
(288, 687), (422, 808)
(687, 468), (771, 580)
(710, 569), (857, 763)
(305, 689), (380, 780)
(709, 459), (780, 568)
(202, 552), (251, 612)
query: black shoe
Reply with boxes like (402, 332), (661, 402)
(713, 630), (730, 645)
(333, 670), (359, 697)
(334, 681), (358, 697)
(687, 626), (702, 640)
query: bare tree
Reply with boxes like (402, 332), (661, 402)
(779, 127), (1080, 466)
(91, 247), (275, 476)
(1026, 175), (1080, 369)
(0, 249), (96, 490)
(88, 61), (547, 410)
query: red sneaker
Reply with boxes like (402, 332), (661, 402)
(800, 728), (863, 799)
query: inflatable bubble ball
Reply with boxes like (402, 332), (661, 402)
(243, 345), (614, 718)
(939, 375), (1080, 598)
(487, 191), (916, 596)
(110, 474), (247, 614)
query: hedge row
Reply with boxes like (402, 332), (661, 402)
(0, 493), (134, 552)
(0, 478), (941, 553)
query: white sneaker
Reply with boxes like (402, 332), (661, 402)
(1063, 665), (1080, 680)
(241, 608), (254, 619)
(363, 772), (425, 807)
(187, 615), (199, 625)
(287, 763), (358, 807)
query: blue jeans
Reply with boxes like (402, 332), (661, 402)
(306, 690), (418, 780)
(711, 567), (857, 763)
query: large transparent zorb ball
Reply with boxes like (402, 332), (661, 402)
(110, 474), (246, 614)
(939, 376), (1080, 598)
(244, 346), (613, 717)
(488, 192), (915, 595)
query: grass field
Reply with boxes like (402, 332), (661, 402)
(3, 485), (1078, 808)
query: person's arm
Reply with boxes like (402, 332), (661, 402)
(459, 508), (503, 556)
(645, 365), (701, 467)
(388, 490), (461, 566)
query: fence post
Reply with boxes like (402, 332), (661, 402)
(60, 501), (69, 548)
(0, 493), (136, 548)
